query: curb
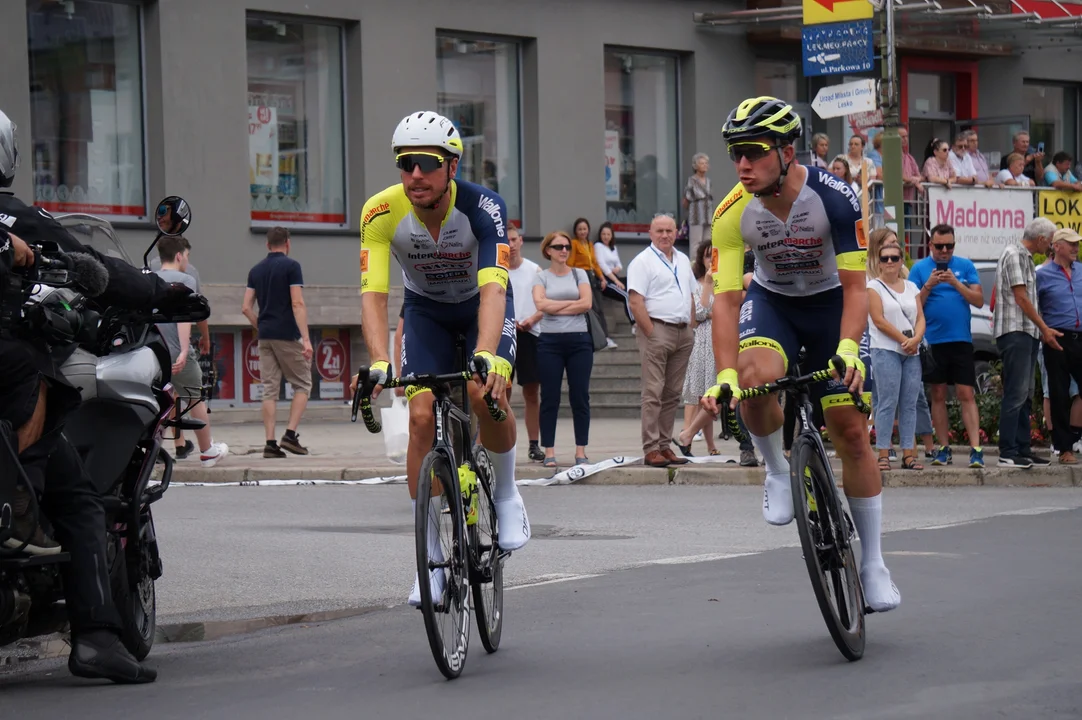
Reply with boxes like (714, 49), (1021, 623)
(171, 462), (1080, 487)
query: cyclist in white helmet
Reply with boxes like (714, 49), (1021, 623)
(355, 111), (529, 607)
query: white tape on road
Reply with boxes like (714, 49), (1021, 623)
(170, 475), (407, 488)
(516, 453), (740, 487)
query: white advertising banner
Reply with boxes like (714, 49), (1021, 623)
(248, 105), (279, 195)
(604, 130), (620, 201)
(926, 187), (1034, 261)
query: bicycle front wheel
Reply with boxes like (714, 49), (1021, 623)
(789, 434), (866, 661)
(470, 445), (503, 653)
(416, 451), (471, 679)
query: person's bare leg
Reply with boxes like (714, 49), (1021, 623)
(17, 381), (47, 454)
(286, 392), (308, 433)
(928, 384), (951, 447)
(956, 385), (981, 448)
(262, 398), (276, 442)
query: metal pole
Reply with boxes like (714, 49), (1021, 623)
(880, 0), (905, 246)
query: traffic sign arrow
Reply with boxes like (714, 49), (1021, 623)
(811, 78), (877, 119)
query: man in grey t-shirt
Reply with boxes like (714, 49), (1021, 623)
(155, 236), (228, 468)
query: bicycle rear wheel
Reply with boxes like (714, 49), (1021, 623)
(789, 434), (866, 661)
(470, 445), (503, 653)
(416, 451), (471, 679)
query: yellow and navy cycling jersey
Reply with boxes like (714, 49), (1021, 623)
(360, 179), (510, 302)
(711, 167), (868, 297)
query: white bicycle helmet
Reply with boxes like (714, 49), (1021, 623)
(391, 111), (463, 157)
(0, 109), (19, 189)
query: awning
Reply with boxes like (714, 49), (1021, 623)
(694, 0), (1082, 55)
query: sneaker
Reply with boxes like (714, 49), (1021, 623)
(407, 568), (447, 608)
(1021, 452), (1050, 466)
(280, 433), (309, 455)
(527, 444), (545, 462)
(998, 455), (1033, 469)
(1074, 440), (1082, 454)
(264, 442), (287, 459)
(694, 430), (704, 442)
(174, 439), (195, 460)
(762, 472), (794, 526)
(887, 448), (897, 461)
(924, 450), (935, 460)
(968, 447), (984, 468)
(739, 449), (758, 467)
(495, 493), (531, 550)
(605, 337), (618, 349)
(2, 487), (62, 556)
(932, 445), (952, 466)
(199, 442), (229, 468)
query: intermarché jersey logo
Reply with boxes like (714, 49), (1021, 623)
(363, 202), (390, 225)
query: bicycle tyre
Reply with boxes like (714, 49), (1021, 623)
(789, 434), (866, 661)
(470, 445), (503, 653)
(416, 451), (471, 679)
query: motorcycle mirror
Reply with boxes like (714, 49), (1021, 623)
(154, 196), (192, 237)
(142, 196), (193, 271)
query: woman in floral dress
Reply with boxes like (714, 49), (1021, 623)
(675, 240), (720, 456)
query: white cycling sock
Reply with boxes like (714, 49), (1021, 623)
(488, 447), (518, 502)
(751, 428), (788, 477)
(412, 498), (444, 561)
(847, 493), (884, 569)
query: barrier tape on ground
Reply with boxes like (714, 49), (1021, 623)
(516, 453), (740, 487)
(168, 454), (742, 489)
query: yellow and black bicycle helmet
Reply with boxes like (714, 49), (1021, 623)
(722, 96), (803, 145)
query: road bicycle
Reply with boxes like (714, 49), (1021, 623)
(719, 354), (870, 661)
(351, 341), (509, 679)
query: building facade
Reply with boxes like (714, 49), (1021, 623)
(4, 0), (1081, 405)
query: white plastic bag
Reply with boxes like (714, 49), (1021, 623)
(381, 395), (409, 464)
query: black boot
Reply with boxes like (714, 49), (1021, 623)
(68, 630), (157, 684)
(2, 486), (61, 555)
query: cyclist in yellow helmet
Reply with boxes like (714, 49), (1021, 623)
(702, 96), (900, 613)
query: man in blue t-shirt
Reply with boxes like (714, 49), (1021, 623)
(241, 226), (314, 458)
(909, 224), (985, 468)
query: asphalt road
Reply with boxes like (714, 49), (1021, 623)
(4, 503), (1080, 718)
(3, 486), (1082, 717)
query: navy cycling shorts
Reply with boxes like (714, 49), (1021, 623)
(738, 283), (867, 410)
(400, 287), (517, 381)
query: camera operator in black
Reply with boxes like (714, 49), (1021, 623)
(0, 110), (160, 683)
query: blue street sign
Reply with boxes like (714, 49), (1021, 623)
(801, 20), (874, 77)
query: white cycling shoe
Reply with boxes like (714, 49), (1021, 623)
(408, 568), (447, 608)
(762, 472), (795, 526)
(861, 563), (901, 613)
(495, 493), (531, 551)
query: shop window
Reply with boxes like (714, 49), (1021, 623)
(27, 0), (146, 219)
(247, 17), (346, 227)
(437, 35), (522, 225)
(604, 49), (679, 236)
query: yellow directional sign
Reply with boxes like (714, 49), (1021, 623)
(803, 0), (875, 25)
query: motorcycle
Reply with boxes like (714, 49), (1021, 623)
(0, 196), (210, 660)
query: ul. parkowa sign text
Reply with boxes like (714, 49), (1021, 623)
(927, 187), (1034, 261)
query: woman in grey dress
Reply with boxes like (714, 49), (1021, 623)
(675, 240), (720, 455)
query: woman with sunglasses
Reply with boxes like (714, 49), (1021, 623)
(867, 231), (926, 471)
(922, 139), (956, 189)
(532, 231), (595, 467)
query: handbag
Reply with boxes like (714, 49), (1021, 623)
(575, 269), (608, 352)
(874, 279), (936, 373)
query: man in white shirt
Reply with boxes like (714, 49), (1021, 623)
(505, 226), (544, 461)
(627, 214), (696, 467)
(949, 133), (978, 185)
(967, 130), (995, 187)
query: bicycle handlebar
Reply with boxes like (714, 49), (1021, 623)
(716, 355), (871, 444)
(350, 360), (508, 434)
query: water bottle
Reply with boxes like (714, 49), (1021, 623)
(458, 464), (478, 526)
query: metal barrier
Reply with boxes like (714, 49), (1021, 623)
(863, 181), (1041, 261)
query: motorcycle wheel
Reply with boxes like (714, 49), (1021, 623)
(108, 522), (156, 660)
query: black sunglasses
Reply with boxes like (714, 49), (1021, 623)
(879, 255), (902, 263)
(395, 153), (448, 174)
(932, 243), (955, 251)
(548, 243), (571, 251)
(727, 142), (779, 163)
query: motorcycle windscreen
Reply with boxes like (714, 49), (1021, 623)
(54, 214), (135, 266)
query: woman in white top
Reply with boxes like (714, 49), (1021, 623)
(845, 135), (877, 186)
(831, 155), (862, 197)
(593, 222), (634, 326)
(867, 230), (926, 471)
(995, 152), (1035, 187)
